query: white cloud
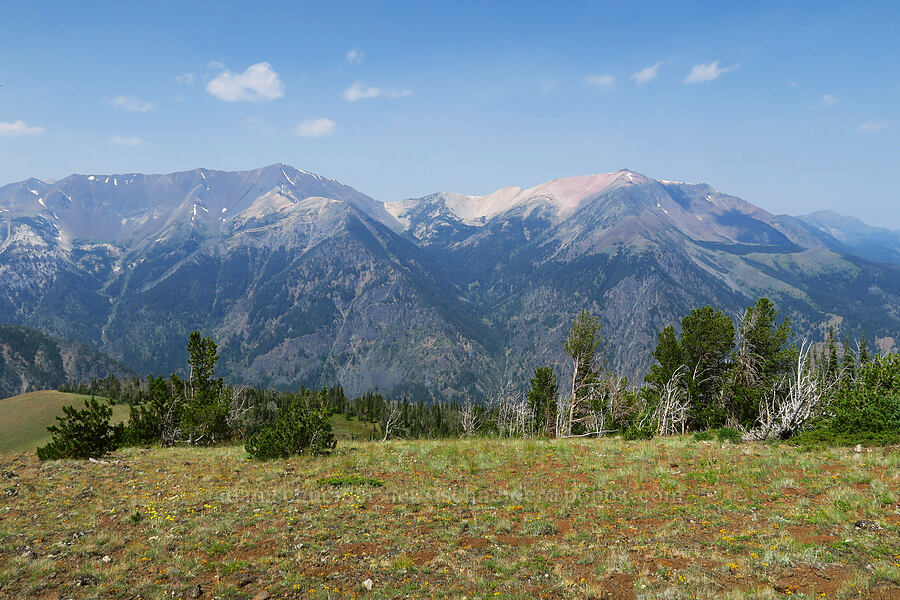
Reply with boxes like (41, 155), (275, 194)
(584, 74), (615, 90)
(858, 122), (888, 132)
(631, 62), (663, 85)
(340, 82), (411, 101)
(345, 47), (364, 64)
(110, 135), (143, 146)
(0, 120), (44, 137)
(820, 93), (839, 106)
(296, 118), (336, 137)
(205, 62), (285, 102)
(111, 95), (156, 112)
(207, 60), (225, 70)
(683, 61), (738, 83)
(342, 81), (382, 101)
(176, 73), (195, 84)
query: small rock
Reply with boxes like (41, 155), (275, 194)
(21, 548), (37, 560)
(238, 575), (257, 587)
(854, 443), (863, 452)
(75, 574), (98, 587)
(854, 519), (883, 532)
(253, 592), (271, 600)
(362, 578), (374, 590)
(189, 583), (203, 598)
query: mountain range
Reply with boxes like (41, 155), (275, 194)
(1, 164), (897, 400)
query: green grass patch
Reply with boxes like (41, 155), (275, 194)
(0, 391), (128, 454)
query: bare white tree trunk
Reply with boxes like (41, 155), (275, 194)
(381, 400), (402, 441)
(747, 340), (835, 440)
(653, 365), (689, 436)
(461, 396), (478, 436)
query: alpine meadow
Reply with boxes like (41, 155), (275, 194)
(0, 2), (898, 599)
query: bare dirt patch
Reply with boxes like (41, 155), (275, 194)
(773, 565), (850, 596)
(595, 573), (636, 600)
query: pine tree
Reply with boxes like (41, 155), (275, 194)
(527, 366), (558, 436)
(680, 306), (735, 429)
(858, 332), (870, 365)
(842, 333), (856, 378)
(180, 332), (229, 445)
(826, 326), (839, 382)
(563, 309), (604, 434)
(730, 298), (796, 427)
(37, 397), (124, 460)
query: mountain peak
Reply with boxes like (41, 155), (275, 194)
(387, 170), (650, 226)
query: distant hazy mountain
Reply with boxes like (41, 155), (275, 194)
(796, 210), (900, 264)
(1, 165), (897, 399)
(0, 326), (133, 399)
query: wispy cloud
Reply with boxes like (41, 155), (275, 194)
(342, 81), (411, 101)
(207, 60), (225, 70)
(343, 81), (381, 101)
(206, 62), (285, 102)
(858, 122), (888, 132)
(0, 120), (44, 137)
(683, 61), (738, 83)
(110, 135), (143, 146)
(819, 93), (839, 107)
(111, 95), (155, 112)
(631, 61), (663, 85)
(539, 79), (557, 94)
(345, 47), (364, 64)
(175, 73), (195, 84)
(296, 118), (336, 137)
(584, 74), (615, 91)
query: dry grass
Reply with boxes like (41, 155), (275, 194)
(0, 437), (898, 599)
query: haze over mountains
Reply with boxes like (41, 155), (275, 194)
(1, 164), (897, 399)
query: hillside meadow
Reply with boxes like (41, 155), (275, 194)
(1, 436), (898, 599)
(0, 391), (129, 454)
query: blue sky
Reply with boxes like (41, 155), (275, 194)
(2, 1), (898, 226)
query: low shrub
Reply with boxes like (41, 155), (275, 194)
(244, 392), (335, 460)
(796, 354), (899, 446)
(36, 397), (124, 460)
(716, 427), (743, 444)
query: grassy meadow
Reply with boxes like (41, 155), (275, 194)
(0, 391), (129, 454)
(0, 436), (898, 599)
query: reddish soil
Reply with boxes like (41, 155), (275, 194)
(339, 542), (384, 556)
(595, 573), (636, 600)
(772, 565), (850, 596)
(457, 536), (489, 549)
(412, 547), (439, 566)
(870, 584), (900, 600)
(786, 524), (839, 545)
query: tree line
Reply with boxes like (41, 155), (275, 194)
(42, 298), (898, 460)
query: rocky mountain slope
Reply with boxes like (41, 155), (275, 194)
(0, 326), (133, 399)
(1, 164), (897, 399)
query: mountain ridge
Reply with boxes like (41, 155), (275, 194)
(1, 164), (897, 399)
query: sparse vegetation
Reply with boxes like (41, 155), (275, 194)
(1, 437), (897, 598)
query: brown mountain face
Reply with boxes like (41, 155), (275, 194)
(0, 326), (132, 399)
(1, 165), (897, 399)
